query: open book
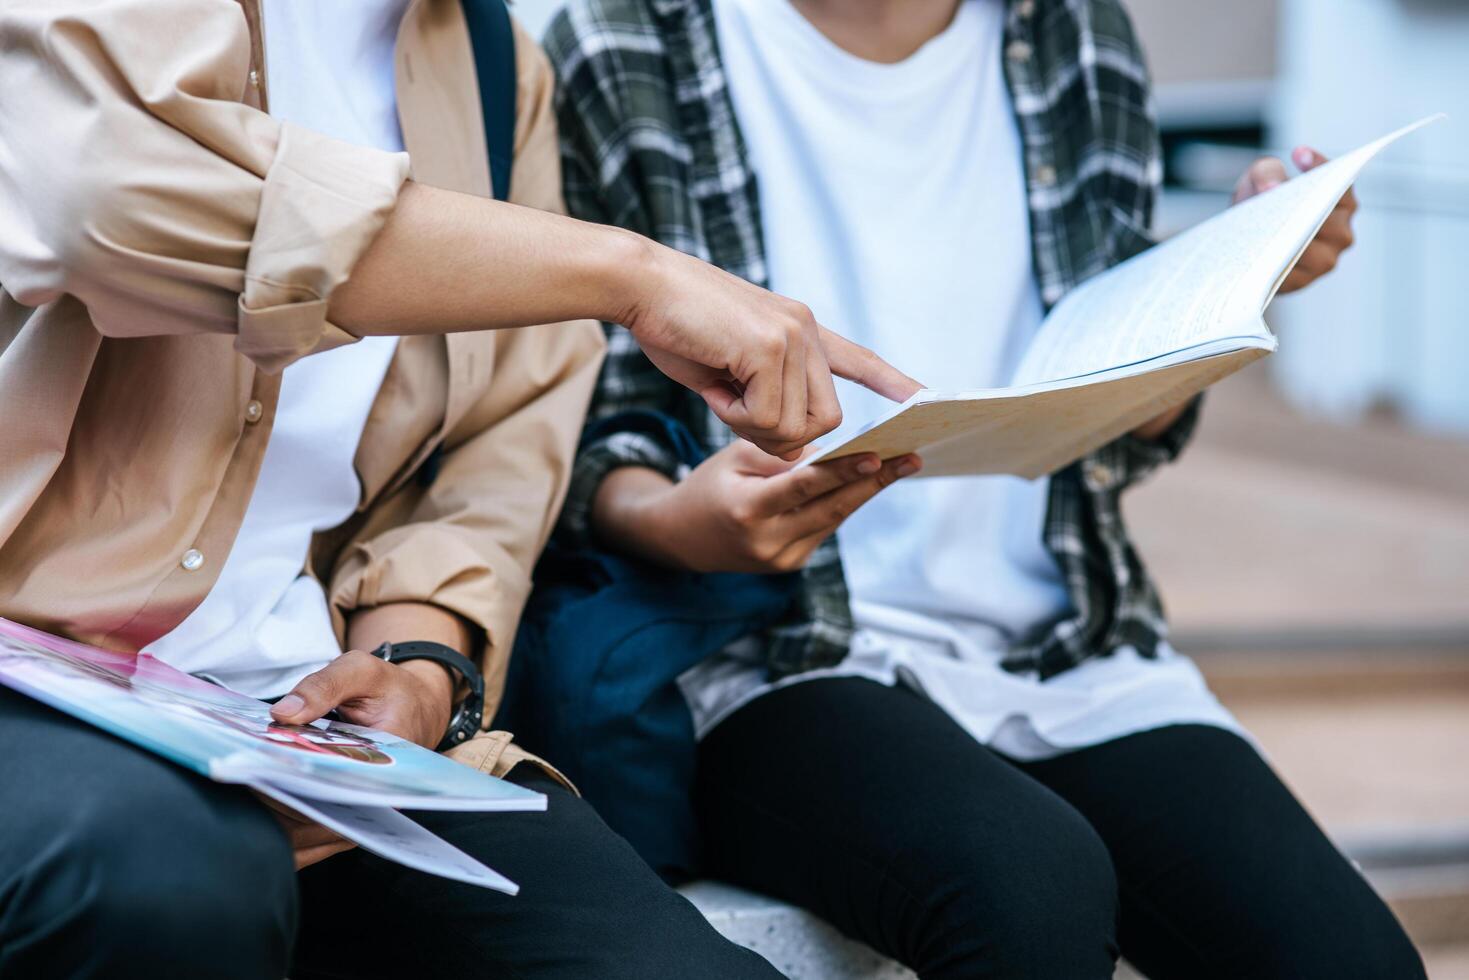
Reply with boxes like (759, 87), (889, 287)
(807, 116), (1443, 479)
(0, 618), (536, 893)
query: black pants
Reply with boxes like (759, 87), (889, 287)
(0, 687), (776, 980)
(697, 676), (1425, 980)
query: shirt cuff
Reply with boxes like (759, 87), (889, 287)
(237, 122), (411, 373)
(559, 431), (685, 546)
(327, 524), (530, 666)
(1082, 396), (1203, 494)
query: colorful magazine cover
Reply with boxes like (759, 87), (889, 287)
(0, 618), (544, 813)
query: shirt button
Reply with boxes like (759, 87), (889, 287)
(1006, 40), (1033, 63)
(180, 549), (205, 572)
(248, 69), (260, 87)
(1032, 164), (1058, 187)
(1015, 0), (1036, 17)
(244, 399), (263, 424)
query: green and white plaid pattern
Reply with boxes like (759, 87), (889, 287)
(547, 0), (1198, 679)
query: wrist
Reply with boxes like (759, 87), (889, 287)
(590, 226), (662, 327)
(376, 642), (484, 751)
(592, 467), (686, 567)
(399, 657), (457, 710)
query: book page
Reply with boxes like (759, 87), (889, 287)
(813, 348), (1266, 478)
(1010, 115), (1442, 389)
(805, 117), (1441, 477)
(252, 782), (520, 894)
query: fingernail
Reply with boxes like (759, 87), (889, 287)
(897, 461), (919, 477)
(856, 457), (880, 475)
(1293, 147), (1314, 167)
(274, 694), (305, 715)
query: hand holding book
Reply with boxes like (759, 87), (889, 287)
(1233, 145), (1360, 295)
(1133, 141), (1364, 442)
(594, 441), (922, 574)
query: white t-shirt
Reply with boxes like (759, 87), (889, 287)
(682, 0), (1241, 757)
(146, 0), (410, 697)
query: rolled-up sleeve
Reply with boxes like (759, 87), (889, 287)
(0, 0), (409, 372)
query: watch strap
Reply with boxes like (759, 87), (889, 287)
(371, 641), (485, 753)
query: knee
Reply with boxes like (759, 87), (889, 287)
(908, 806), (1119, 978)
(1331, 931), (1426, 980)
(28, 778), (297, 979)
(1252, 905), (1425, 980)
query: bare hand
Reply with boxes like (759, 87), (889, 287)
(263, 652), (456, 868)
(270, 651), (454, 749)
(595, 442), (921, 574)
(1234, 146), (1357, 293)
(623, 245), (922, 459)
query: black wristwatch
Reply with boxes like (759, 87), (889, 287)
(371, 640), (484, 753)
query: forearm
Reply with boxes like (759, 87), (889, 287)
(345, 601), (474, 708)
(330, 182), (649, 337)
(591, 466), (680, 567)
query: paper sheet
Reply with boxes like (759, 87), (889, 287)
(1010, 115), (1442, 389)
(252, 782), (520, 894)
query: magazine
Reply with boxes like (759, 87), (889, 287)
(0, 618), (541, 892)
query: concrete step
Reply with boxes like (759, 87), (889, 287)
(683, 881), (1157, 979)
(680, 882), (914, 980)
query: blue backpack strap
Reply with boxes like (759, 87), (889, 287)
(413, 2), (515, 493)
(461, 0), (516, 202)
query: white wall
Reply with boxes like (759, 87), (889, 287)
(1269, 0), (1469, 434)
(512, 0), (564, 39)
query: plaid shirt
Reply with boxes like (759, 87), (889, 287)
(546, 0), (1199, 680)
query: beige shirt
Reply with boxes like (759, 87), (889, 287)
(0, 0), (606, 749)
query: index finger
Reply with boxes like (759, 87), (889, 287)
(819, 327), (922, 403)
(770, 314), (810, 459)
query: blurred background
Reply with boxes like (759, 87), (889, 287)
(516, 0), (1469, 971)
